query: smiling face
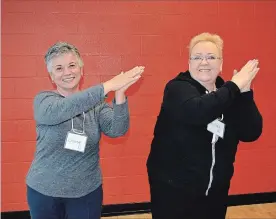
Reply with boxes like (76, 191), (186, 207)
(50, 52), (83, 96)
(189, 41), (223, 88)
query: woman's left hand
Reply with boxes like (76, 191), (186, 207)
(115, 66), (144, 103)
(233, 69), (251, 92)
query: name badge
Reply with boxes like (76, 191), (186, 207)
(64, 131), (87, 153)
(207, 119), (225, 139)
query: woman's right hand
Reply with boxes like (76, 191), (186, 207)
(103, 66), (144, 94)
(231, 59), (260, 91)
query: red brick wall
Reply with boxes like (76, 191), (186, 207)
(2, 0), (276, 212)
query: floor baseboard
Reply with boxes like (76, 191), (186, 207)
(1, 192), (275, 218)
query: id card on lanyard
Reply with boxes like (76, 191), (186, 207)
(207, 116), (225, 139)
(64, 112), (88, 153)
(205, 89), (226, 140)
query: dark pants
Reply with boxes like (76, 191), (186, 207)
(149, 177), (229, 219)
(27, 185), (103, 219)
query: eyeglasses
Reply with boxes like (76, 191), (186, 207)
(190, 55), (222, 63)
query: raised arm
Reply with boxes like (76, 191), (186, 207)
(98, 100), (129, 138)
(162, 80), (240, 125)
(34, 66), (144, 126)
(232, 90), (263, 142)
(34, 85), (105, 125)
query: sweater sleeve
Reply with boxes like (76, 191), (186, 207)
(162, 80), (241, 125)
(232, 90), (263, 142)
(34, 84), (105, 125)
(98, 99), (129, 138)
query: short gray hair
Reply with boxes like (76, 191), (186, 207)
(44, 42), (84, 73)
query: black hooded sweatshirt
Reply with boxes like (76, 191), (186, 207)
(147, 71), (263, 195)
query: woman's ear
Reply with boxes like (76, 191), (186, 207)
(49, 72), (54, 83)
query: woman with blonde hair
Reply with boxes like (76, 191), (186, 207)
(147, 32), (262, 219)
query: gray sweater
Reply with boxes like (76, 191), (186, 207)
(26, 84), (129, 198)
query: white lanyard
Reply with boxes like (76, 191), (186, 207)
(205, 88), (225, 195)
(64, 112), (87, 153)
(71, 112), (86, 134)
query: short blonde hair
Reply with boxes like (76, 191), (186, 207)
(188, 32), (223, 57)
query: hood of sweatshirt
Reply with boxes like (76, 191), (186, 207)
(173, 70), (225, 94)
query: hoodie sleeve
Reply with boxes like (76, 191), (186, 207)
(231, 90), (263, 142)
(162, 80), (241, 125)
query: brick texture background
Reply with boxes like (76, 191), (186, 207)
(1, 0), (276, 212)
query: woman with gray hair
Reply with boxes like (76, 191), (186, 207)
(26, 42), (144, 219)
(147, 32), (262, 219)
